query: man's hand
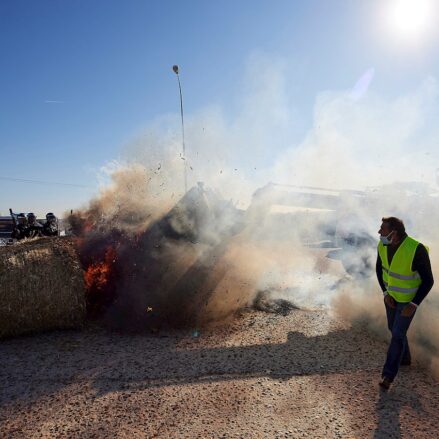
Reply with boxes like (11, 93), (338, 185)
(384, 294), (396, 308)
(401, 303), (417, 317)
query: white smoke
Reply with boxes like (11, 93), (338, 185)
(273, 75), (439, 189)
(88, 52), (439, 373)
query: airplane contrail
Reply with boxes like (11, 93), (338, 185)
(0, 176), (90, 188)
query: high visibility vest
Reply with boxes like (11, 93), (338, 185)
(378, 236), (426, 303)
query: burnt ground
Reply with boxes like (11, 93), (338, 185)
(1, 309), (439, 439)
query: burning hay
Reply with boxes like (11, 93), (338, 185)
(0, 237), (86, 338)
(70, 179), (257, 330)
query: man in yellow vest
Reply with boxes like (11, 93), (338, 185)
(377, 217), (434, 390)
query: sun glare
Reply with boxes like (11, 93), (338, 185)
(386, 0), (434, 41)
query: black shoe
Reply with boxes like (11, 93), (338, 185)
(379, 377), (392, 390)
(401, 358), (411, 366)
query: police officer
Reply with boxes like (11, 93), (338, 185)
(43, 212), (58, 237)
(12, 213), (29, 240)
(26, 212), (44, 238)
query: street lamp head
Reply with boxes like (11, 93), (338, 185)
(172, 65), (179, 74)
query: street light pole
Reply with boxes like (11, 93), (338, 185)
(172, 64), (187, 194)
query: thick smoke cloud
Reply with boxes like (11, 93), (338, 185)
(74, 53), (438, 374)
(273, 76), (439, 189)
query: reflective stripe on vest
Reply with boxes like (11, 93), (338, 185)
(378, 236), (425, 303)
(383, 281), (419, 294)
(382, 266), (421, 281)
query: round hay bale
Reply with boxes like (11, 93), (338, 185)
(0, 237), (85, 338)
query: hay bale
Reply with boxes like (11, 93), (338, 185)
(0, 237), (85, 338)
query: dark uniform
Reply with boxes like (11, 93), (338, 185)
(26, 213), (44, 238)
(12, 214), (29, 240)
(43, 212), (58, 237)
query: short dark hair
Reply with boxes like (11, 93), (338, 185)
(382, 217), (406, 236)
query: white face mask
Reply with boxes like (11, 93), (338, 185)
(380, 231), (394, 245)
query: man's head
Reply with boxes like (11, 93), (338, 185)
(379, 217), (406, 245)
(46, 212), (57, 226)
(17, 213), (27, 225)
(27, 212), (36, 225)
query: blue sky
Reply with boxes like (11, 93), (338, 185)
(1, 0), (438, 215)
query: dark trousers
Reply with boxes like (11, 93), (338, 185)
(382, 301), (416, 381)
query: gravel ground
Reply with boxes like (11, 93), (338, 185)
(1, 309), (439, 438)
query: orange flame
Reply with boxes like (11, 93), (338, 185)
(84, 247), (116, 291)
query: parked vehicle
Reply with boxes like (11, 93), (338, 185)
(0, 216), (15, 246)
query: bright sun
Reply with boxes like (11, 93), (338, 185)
(385, 0), (434, 41)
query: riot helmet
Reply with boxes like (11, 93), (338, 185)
(27, 212), (37, 225)
(17, 213), (27, 225)
(46, 212), (56, 224)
